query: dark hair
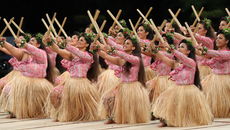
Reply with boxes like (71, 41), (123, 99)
(216, 29), (230, 49)
(32, 33), (54, 83)
(199, 19), (216, 39)
(180, 39), (202, 90)
(80, 33), (99, 82)
(220, 16), (229, 24)
(123, 36), (146, 86)
(137, 23), (154, 40)
(162, 33), (174, 45)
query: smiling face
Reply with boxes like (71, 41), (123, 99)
(216, 33), (229, 49)
(29, 37), (40, 48)
(123, 39), (135, 53)
(219, 20), (228, 30)
(137, 26), (148, 40)
(178, 42), (190, 56)
(71, 35), (79, 46)
(197, 23), (207, 36)
(76, 36), (89, 49)
(115, 32), (125, 45)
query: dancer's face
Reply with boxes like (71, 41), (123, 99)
(137, 26), (148, 39)
(123, 39), (135, 52)
(178, 43), (190, 56)
(216, 34), (229, 49)
(115, 32), (125, 45)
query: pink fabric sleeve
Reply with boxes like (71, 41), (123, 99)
(173, 50), (196, 68)
(66, 44), (92, 61)
(115, 50), (139, 65)
(195, 33), (214, 49)
(206, 50), (230, 60)
(19, 63), (46, 77)
(25, 44), (47, 64)
(107, 37), (124, 51)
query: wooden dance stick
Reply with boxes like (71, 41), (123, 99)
(45, 13), (57, 36)
(134, 17), (142, 30)
(170, 8), (181, 25)
(0, 17), (14, 37)
(93, 20), (107, 43)
(41, 18), (55, 39)
(107, 10), (124, 29)
(159, 19), (167, 32)
(168, 9), (182, 28)
(185, 22), (198, 46)
(54, 18), (68, 38)
(90, 9), (100, 29)
(58, 17), (67, 36)
(150, 19), (165, 44)
(191, 5), (201, 22)
(135, 7), (153, 29)
(88, 10), (106, 44)
(12, 20), (25, 34)
(16, 17), (24, 37)
(192, 7), (204, 27)
(100, 20), (107, 32)
(46, 13), (58, 37)
(141, 7), (153, 23)
(225, 8), (230, 16)
(137, 9), (150, 23)
(129, 19), (140, 41)
(111, 9), (122, 29)
(3, 18), (17, 39)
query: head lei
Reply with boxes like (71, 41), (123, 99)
(221, 28), (230, 40)
(181, 39), (193, 47)
(22, 33), (32, 42)
(34, 33), (43, 44)
(141, 21), (151, 31)
(226, 16), (230, 23)
(81, 32), (95, 44)
(202, 18), (212, 29)
(119, 19), (127, 28)
(119, 27), (132, 38)
(129, 35), (138, 44)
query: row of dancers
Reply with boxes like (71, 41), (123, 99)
(0, 11), (229, 127)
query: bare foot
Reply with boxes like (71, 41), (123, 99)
(158, 121), (167, 127)
(104, 119), (116, 124)
(6, 113), (16, 118)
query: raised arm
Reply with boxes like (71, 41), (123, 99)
(106, 36), (124, 51)
(65, 44), (92, 61)
(205, 50), (230, 60)
(195, 33), (214, 49)
(0, 47), (11, 55)
(49, 43), (72, 61)
(173, 50), (196, 68)
(24, 43), (47, 64)
(98, 50), (123, 66)
(1, 40), (24, 61)
(114, 50), (139, 65)
(155, 51), (175, 68)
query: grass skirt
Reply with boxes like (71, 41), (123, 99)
(100, 81), (150, 124)
(1, 72), (53, 118)
(46, 77), (100, 122)
(0, 70), (20, 94)
(152, 84), (213, 127)
(198, 65), (211, 80)
(96, 69), (120, 97)
(148, 76), (171, 105)
(202, 73), (230, 118)
(145, 66), (156, 82)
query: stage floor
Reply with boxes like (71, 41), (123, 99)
(0, 112), (230, 130)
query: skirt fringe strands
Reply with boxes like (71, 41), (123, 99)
(4, 72), (53, 118)
(145, 66), (156, 82)
(148, 76), (171, 104)
(96, 69), (120, 97)
(114, 82), (150, 124)
(49, 77), (100, 122)
(152, 84), (213, 127)
(198, 65), (211, 80)
(0, 70), (20, 94)
(202, 73), (230, 118)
